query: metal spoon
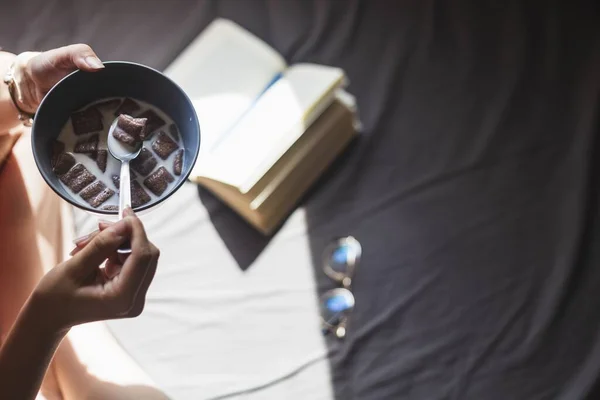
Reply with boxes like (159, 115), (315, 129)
(107, 118), (142, 254)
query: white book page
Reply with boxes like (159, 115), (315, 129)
(204, 63), (345, 192)
(164, 18), (286, 151)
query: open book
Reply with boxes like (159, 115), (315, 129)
(165, 19), (357, 233)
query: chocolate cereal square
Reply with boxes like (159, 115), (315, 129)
(74, 134), (99, 154)
(173, 149), (183, 176)
(52, 153), (76, 176)
(111, 169), (136, 189)
(151, 131), (178, 160)
(130, 148), (157, 176)
(96, 150), (108, 172)
(51, 141), (65, 169)
(131, 180), (151, 207)
(60, 164), (96, 193)
(144, 166), (174, 196)
(113, 114), (147, 146)
(80, 181), (115, 208)
(168, 123), (179, 140)
(89, 188), (115, 208)
(114, 98), (141, 117)
(71, 107), (103, 135)
(137, 109), (165, 137)
(101, 205), (118, 212)
(112, 128), (135, 146)
(79, 180), (106, 201)
(112, 175), (120, 189)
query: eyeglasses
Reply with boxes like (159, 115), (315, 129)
(319, 236), (361, 338)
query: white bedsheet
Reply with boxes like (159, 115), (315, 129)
(73, 182), (334, 400)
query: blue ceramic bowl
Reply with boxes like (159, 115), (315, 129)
(31, 61), (201, 215)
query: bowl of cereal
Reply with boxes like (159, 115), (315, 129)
(31, 61), (200, 215)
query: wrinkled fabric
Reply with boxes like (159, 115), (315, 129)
(4, 1), (600, 399)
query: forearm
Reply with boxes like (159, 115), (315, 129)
(0, 51), (20, 133)
(0, 293), (68, 400)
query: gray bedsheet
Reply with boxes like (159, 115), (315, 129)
(4, 1), (600, 399)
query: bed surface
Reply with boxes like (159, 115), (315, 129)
(3, 1), (600, 399)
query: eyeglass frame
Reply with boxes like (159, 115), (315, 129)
(319, 236), (361, 338)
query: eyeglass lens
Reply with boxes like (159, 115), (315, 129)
(321, 289), (355, 325)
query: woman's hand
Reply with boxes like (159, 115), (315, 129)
(12, 44), (104, 114)
(32, 209), (159, 332)
(0, 209), (156, 400)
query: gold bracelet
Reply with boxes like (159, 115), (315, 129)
(2, 62), (34, 127)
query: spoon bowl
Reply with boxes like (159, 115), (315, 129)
(107, 118), (143, 162)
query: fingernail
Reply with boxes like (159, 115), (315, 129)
(124, 207), (135, 217)
(69, 246), (83, 256)
(98, 222), (112, 231)
(73, 229), (98, 245)
(98, 219), (113, 227)
(85, 56), (104, 69)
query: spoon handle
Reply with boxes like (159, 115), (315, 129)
(118, 160), (131, 219)
(117, 160), (132, 254)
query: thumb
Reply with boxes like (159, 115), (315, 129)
(66, 218), (131, 277)
(32, 43), (104, 74)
